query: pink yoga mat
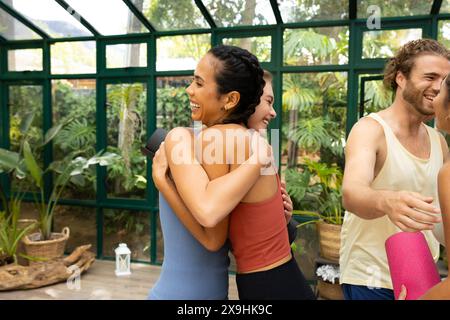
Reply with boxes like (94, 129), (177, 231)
(385, 232), (440, 300)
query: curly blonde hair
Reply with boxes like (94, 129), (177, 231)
(383, 39), (450, 92)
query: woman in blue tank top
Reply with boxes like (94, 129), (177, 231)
(148, 46), (274, 300)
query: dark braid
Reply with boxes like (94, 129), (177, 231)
(208, 45), (265, 126)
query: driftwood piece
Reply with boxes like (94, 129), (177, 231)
(0, 245), (95, 291)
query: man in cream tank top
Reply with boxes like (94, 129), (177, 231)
(340, 39), (450, 300)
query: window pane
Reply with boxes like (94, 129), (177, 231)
(437, 0), (450, 13)
(133, 0), (209, 30)
(8, 49), (43, 71)
(8, 0), (91, 37)
(202, 0), (276, 27)
(362, 29), (422, 59)
(0, 7), (41, 40)
(358, 0), (433, 18)
(52, 79), (97, 200)
(156, 76), (192, 130)
(358, 75), (393, 118)
(281, 72), (347, 169)
(284, 27), (348, 66)
(65, 0), (147, 35)
(51, 41), (96, 74)
(438, 20), (450, 49)
(54, 206), (97, 255)
(106, 43), (147, 69)
(157, 34), (210, 71)
(103, 210), (150, 262)
(279, 0), (348, 22)
(222, 36), (271, 62)
(106, 83), (147, 199)
(9, 85), (43, 193)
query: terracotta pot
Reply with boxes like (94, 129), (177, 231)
(317, 220), (341, 263)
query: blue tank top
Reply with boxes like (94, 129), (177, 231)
(148, 194), (230, 300)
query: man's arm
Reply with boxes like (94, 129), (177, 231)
(342, 117), (440, 231)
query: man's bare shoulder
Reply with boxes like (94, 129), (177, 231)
(347, 116), (384, 143)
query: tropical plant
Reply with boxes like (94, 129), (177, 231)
(0, 116), (120, 241)
(286, 158), (343, 226)
(0, 185), (36, 265)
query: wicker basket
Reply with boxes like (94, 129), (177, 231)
(16, 219), (39, 266)
(317, 279), (344, 300)
(317, 221), (341, 263)
(22, 227), (70, 265)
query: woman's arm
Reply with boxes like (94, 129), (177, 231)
(152, 144), (228, 251)
(165, 126), (269, 227)
(420, 163), (450, 299)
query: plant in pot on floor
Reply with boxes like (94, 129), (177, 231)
(0, 119), (120, 263)
(286, 157), (344, 263)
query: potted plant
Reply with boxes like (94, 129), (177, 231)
(286, 157), (344, 263)
(0, 117), (120, 262)
(0, 184), (37, 265)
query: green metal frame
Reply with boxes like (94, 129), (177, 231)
(0, 0), (449, 265)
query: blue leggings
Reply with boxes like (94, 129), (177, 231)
(342, 284), (394, 300)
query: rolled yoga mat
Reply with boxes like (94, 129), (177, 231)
(385, 231), (441, 300)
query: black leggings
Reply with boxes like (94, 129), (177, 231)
(235, 258), (316, 300)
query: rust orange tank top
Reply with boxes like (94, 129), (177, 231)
(229, 174), (291, 273)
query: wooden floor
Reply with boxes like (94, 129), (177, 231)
(0, 260), (239, 300)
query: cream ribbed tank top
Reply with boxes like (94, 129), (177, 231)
(339, 113), (441, 290)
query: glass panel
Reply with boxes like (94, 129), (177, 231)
(438, 20), (450, 49)
(65, 0), (147, 35)
(133, 0), (209, 31)
(279, 0), (348, 23)
(284, 27), (349, 66)
(9, 85), (43, 193)
(222, 36), (271, 63)
(51, 41), (96, 74)
(281, 72), (347, 171)
(103, 210), (150, 262)
(156, 76), (192, 130)
(202, 0), (276, 27)
(362, 28), (422, 59)
(54, 206), (97, 255)
(358, 75), (393, 118)
(106, 43), (147, 69)
(106, 83), (147, 199)
(358, 0), (433, 18)
(442, 0), (450, 13)
(157, 34), (210, 71)
(52, 79), (97, 200)
(8, 0), (91, 37)
(291, 222), (320, 282)
(8, 49), (43, 72)
(0, 7), (41, 40)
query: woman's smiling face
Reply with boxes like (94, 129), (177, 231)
(185, 53), (228, 127)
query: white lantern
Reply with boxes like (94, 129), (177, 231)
(115, 243), (131, 276)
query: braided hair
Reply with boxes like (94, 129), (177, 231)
(208, 45), (265, 126)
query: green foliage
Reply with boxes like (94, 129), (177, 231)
(287, 158), (343, 226)
(0, 186), (37, 264)
(157, 87), (192, 129)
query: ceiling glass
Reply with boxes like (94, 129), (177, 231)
(133, 0), (209, 31)
(202, 0), (276, 27)
(0, 6), (41, 40)
(65, 0), (148, 35)
(357, 0), (433, 18)
(278, 0), (349, 23)
(7, 0), (91, 37)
